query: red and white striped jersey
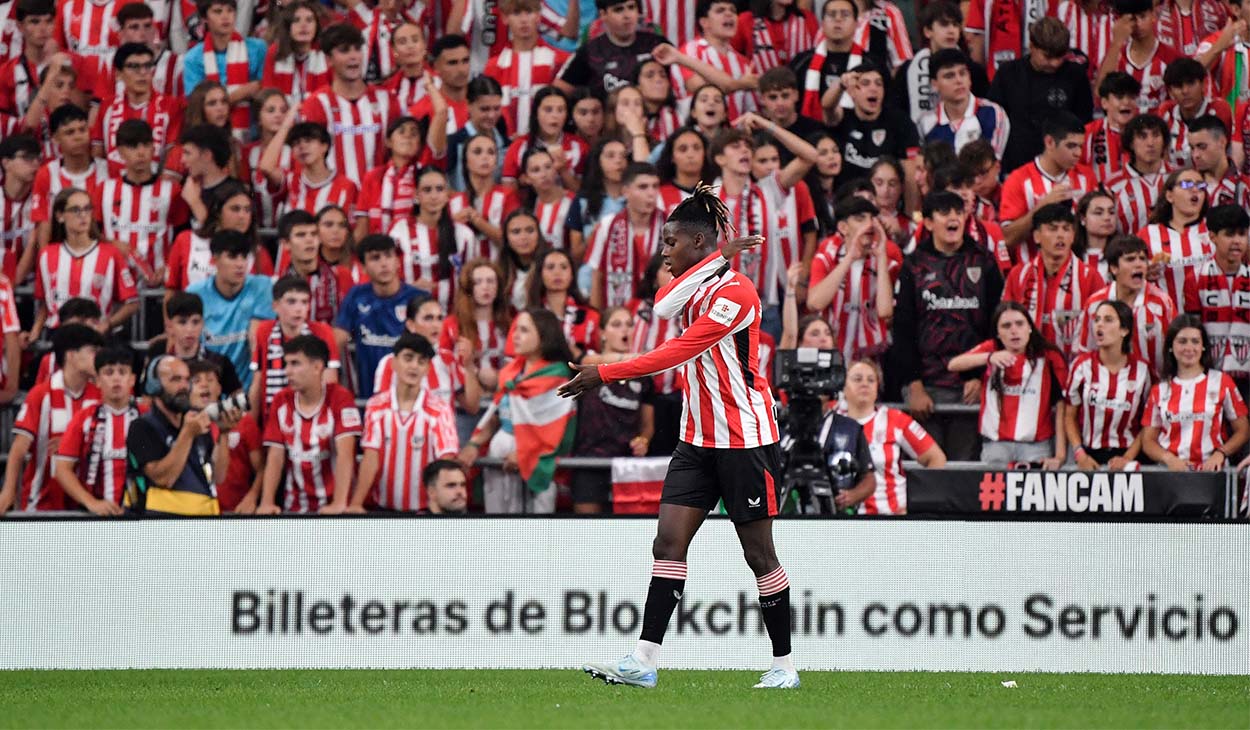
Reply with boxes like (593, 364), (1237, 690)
(599, 250), (779, 449)
(629, 299), (682, 395)
(807, 233), (903, 362)
(35, 240), (137, 327)
(1156, 0), (1227, 57)
(96, 176), (187, 279)
(57, 0), (131, 57)
(388, 217), (475, 311)
(262, 382), (362, 513)
(732, 9), (818, 72)
(1081, 118), (1125, 184)
(657, 183), (692, 216)
(1075, 282), (1175, 377)
(502, 133), (588, 180)
(261, 47), (330, 110)
(851, 0), (913, 73)
(1066, 351), (1152, 450)
(1139, 221), (1212, 309)
(1109, 165), (1169, 236)
(243, 140), (291, 230)
(770, 179), (817, 299)
(251, 320), (342, 414)
(1183, 258), (1250, 379)
(91, 47), (182, 103)
(30, 157), (109, 224)
(357, 160), (416, 235)
(1113, 40), (1183, 112)
(1144, 369), (1247, 466)
(483, 43), (570, 137)
(1002, 254), (1107, 361)
(1157, 98), (1233, 168)
(643, 0), (698, 48)
(0, 188), (33, 281)
(672, 38), (758, 121)
(55, 401), (141, 506)
(360, 385), (459, 511)
(718, 173), (798, 303)
(974, 341), (1068, 443)
(1056, 1), (1113, 80)
(0, 0), (22, 64)
(1207, 167), (1250, 210)
(585, 209), (666, 309)
(12, 370), (101, 511)
(0, 274), (18, 392)
(454, 185), (519, 258)
(532, 190), (576, 250)
(299, 86), (400, 188)
(282, 170), (358, 218)
(372, 346), (465, 405)
(439, 312), (507, 372)
(840, 404), (935, 515)
(91, 92), (179, 176)
(999, 158), (1096, 258)
(381, 70), (427, 112)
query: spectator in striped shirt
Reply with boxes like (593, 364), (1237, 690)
(0, 133), (39, 285)
(1111, 113), (1172, 236)
(1158, 57), (1232, 169)
(1082, 72), (1140, 185)
(247, 275), (341, 422)
(1065, 299), (1151, 470)
(1181, 204), (1250, 392)
(259, 114), (358, 219)
(1189, 115), (1249, 209)
(31, 104), (106, 251)
(890, 1), (989, 126)
(1000, 112), (1091, 254)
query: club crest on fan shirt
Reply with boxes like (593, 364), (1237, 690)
(967, 266), (981, 284)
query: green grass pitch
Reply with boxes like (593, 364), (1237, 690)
(0, 670), (1246, 728)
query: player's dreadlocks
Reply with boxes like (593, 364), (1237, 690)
(667, 181), (735, 245)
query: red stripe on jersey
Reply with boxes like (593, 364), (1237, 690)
(31, 159), (109, 223)
(360, 386), (459, 511)
(643, 0), (697, 47)
(1066, 352), (1151, 451)
(673, 39), (759, 120)
(93, 93), (179, 176)
(483, 44), (569, 137)
(1075, 282), (1175, 378)
(808, 234), (902, 362)
(1185, 259), (1250, 379)
(1145, 370), (1248, 465)
(284, 171), (358, 218)
(97, 177), (184, 279)
(1057, 1), (1113, 80)
(262, 383), (361, 512)
(1139, 221), (1212, 310)
(533, 191), (576, 250)
(358, 161), (417, 235)
(844, 405), (935, 515)
(0, 190), (33, 281)
(12, 371), (101, 511)
(389, 218), (475, 311)
(299, 87), (400, 188)
(58, 0), (127, 57)
(1110, 166), (1170, 237)
(1002, 254), (1106, 361)
(977, 343), (1068, 443)
(34, 241), (137, 327)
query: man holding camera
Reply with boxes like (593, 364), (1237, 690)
(125, 356), (241, 516)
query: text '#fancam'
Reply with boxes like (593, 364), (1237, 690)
(978, 472), (1144, 513)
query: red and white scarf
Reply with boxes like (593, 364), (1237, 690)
(601, 209), (664, 308)
(202, 32), (252, 139)
(269, 49), (330, 107)
(646, 106), (682, 141)
(377, 161), (416, 233)
(800, 42), (828, 121)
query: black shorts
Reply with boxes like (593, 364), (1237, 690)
(662, 441), (783, 523)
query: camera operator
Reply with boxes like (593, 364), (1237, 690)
(125, 356), (241, 516)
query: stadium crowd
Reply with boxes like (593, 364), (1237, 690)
(0, 0), (1248, 518)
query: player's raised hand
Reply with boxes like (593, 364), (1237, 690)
(722, 234), (764, 261)
(557, 363), (604, 399)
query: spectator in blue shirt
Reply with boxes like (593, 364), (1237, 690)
(334, 234), (427, 398)
(181, 0), (267, 130)
(187, 230), (276, 390)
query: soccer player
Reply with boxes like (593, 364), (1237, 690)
(249, 276), (341, 420)
(561, 184), (798, 690)
(145, 293), (244, 397)
(0, 323), (103, 513)
(53, 346), (139, 516)
(1110, 114), (1174, 237)
(31, 104), (108, 250)
(484, 0), (571, 137)
(181, 0), (266, 139)
(586, 162), (665, 310)
(1075, 235), (1175, 377)
(334, 234), (425, 398)
(999, 112), (1095, 256)
(91, 43), (180, 176)
(300, 23), (401, 189)
(257, 335), (361, 514)
(1081, 72), (1140, 185)
(1182, 205), (1250, 392)
(0, 133), (38, 283)
(340, 332), (458, 513)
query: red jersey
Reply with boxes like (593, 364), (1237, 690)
(769, 179), (817, 300)
(440, 315), (506, 372)
(1002, 254), (1107, 360)
(0, 0), (22, 64)
(974, 340), (1068, 443)
(673, 39), (758, 121)
(382, 71), (427, 112)
(360, 386), (459, 511)
(1156, 98), (1232, 169)
(0, 187), (33, 281)
(1066, 351), (1152, 451)
(644, 0), (698, 48)
(30, 158), (109, 224)
(808, 233), (903, 362)
(299, 86), (400, 188)
(261, 46), (330, 110)
(1139, 221), (1213, 310)
(502, 133), (588, 180)
(732, 9), (818, 73)
(1056, 0), (1113, 81)
(164, 231), (274, 291)
(1207, 166), (1250, 210)
(372, 346), (465, 405)
(599, 250), (780, 450)
(483, 43), (570, 137)
(0, 274), (19, 392)
(452, 186), (519, 258)
(998, 159), (1096, 258)
(532, 190), (576, 250)
(357, 160), (416, 235)
(966, 0), (1045, 79)
(1156, 0), (1227, 57)
(57, 0), (138, 57)
(35, 240), (137, 327)
(658, 183), (692, 216)
(629, 299), (682, 395)
(1144, 370), (1247, 466)
(840, 404), (935, 515)
(1075, 282), (1175, 377)
(282, 170), (358, 218)
(12, 370), (101, 511)
(96, 176), (187, 280)
(585, 209), (666, 309)
(243, 140), (291, 230)
(251, 319), (342, 415)
(218, 412), (261, 512)
(1109, 165), (1169, 236)
(718, 173), (794, 303)
(408, 92), (468, 140)
(1114, 40), (1183, 112)
(91, 92), (180, 176)
(54, 401), (142, 506)
(388, 217), (475, 311)
(850, 0), (913, 73)
(262, 382), (362, 513)
(1081, 118), (1125, 184)
(1183, 258), (1250, 379)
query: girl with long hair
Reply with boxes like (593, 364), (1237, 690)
(161, 81), (240, 182)
(948, 302), (1069, 467)
(316, 204), (366, 285)
(635, 58), (682, 141)
(388, 167), (476, 311)
(498, 209), (542, 312)
(165, 180), (275, 297)
(655, 127), (717, 214)
(1065, 299), (1152, 470)
(1143, 314), (1250, 470)
(261, 0), (329, 108)
(1141, 168), (1213, 308)
(31, 188), (138, 342)
(802, 130), (843, 237)
(502, 86), (589, 187)
(868, 156), (911, 243)
(686, 83), (730, 142)
(456, 132), (520, 254)
(442, 258), (510, 389)
(568, 87), (606, 149)
(838, 359), (946, 514)
(523, 247), (600, 360)
(576, 137), (629, 237)
(518, 146), (583, 257)
(355, 116), (426, 240)
(1072, 188), (1118, 281)
(242, 88), (292, 232)
(458, 307), (575, 514)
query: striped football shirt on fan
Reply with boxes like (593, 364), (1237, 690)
(57, 0), (128, 57)
(0, 275), (18, 392)
(1109, 165), (1170, 236)
(372, 347), (465, 405)
(30, 158), (109, 224)
(91, 92), (179, 176)
(630, 300), (682, 395)
(973, 341), (1069, 443)
(299, 86), (400, 188)
(808, 233), (903, 363)
(733, 9), (818, 72)
(483, 44), (570, 137)
(1066, 351), (1151, 451)
(96, 176), (186, 280)
(361, 387), (459, 511)
(1144, 370), (1247, 466)
(1002, 254), (1106, 361)
(673, 39), (758, 120)
(1138, 221), (1212, 310)
(839, 404), (934, 516)
(388, 217), (476, 311)
(0, 189), (34, 281)
(1080, 119), (1125, 184)
(357, 161), (417, 235)
(1056, 1), (1113, 79)
(55, 402), (142, 506)
(262, 383), (361, 513)
(12, 370), (101, 512)
(533, 191), (576, 250)
(282, 170), (358, 218)
(1074, 282), (1175, 377)
(34, 241), (137, 327)
(1183, 258), (1250, 380)
(251, 320), (342, 416)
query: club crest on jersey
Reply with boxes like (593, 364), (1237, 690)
(395, 305), (407, 321)
(93, 274), (106, 290)
(966, 266), (981, 284)
(227, 431), (241, 449)
(411, 431), (425, 448)
(871, 129), (887, 147)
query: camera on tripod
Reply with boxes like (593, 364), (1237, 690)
(775, 349), (855, 515)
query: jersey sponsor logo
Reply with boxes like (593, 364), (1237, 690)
(357, 302), (373, 314)
(920, 289), (980, 311)
(708, 297), (741, 326)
